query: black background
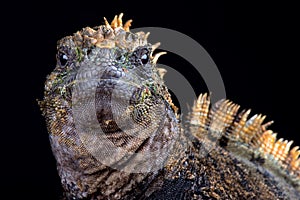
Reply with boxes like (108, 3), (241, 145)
(3, 1), (299, 199)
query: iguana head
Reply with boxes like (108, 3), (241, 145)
(40, 13), (179, 198)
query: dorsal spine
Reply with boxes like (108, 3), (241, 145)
(189, 93), (300, 189)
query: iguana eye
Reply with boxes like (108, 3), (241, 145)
(130, 47), (150, 66)
(141, 54), (149, 64)
(59, 52), (68, 66)
(136, 47), (150, 65)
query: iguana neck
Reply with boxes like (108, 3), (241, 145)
(44, 91), (180, 199)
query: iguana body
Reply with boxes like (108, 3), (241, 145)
(39, 14), (300, 199)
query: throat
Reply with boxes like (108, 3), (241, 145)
(53, 106), (180, 199)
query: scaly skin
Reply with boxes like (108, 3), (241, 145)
(39, 14), (300, 199)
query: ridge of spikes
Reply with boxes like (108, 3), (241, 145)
(189, 93), (300, 187)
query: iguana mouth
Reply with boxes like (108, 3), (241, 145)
(95, 80), (167, 133)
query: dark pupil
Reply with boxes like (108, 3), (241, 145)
(141, 54), (149, 64)
(59, 53), (68, 66)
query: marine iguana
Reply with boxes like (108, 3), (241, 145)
(39, 13), (300, 199)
